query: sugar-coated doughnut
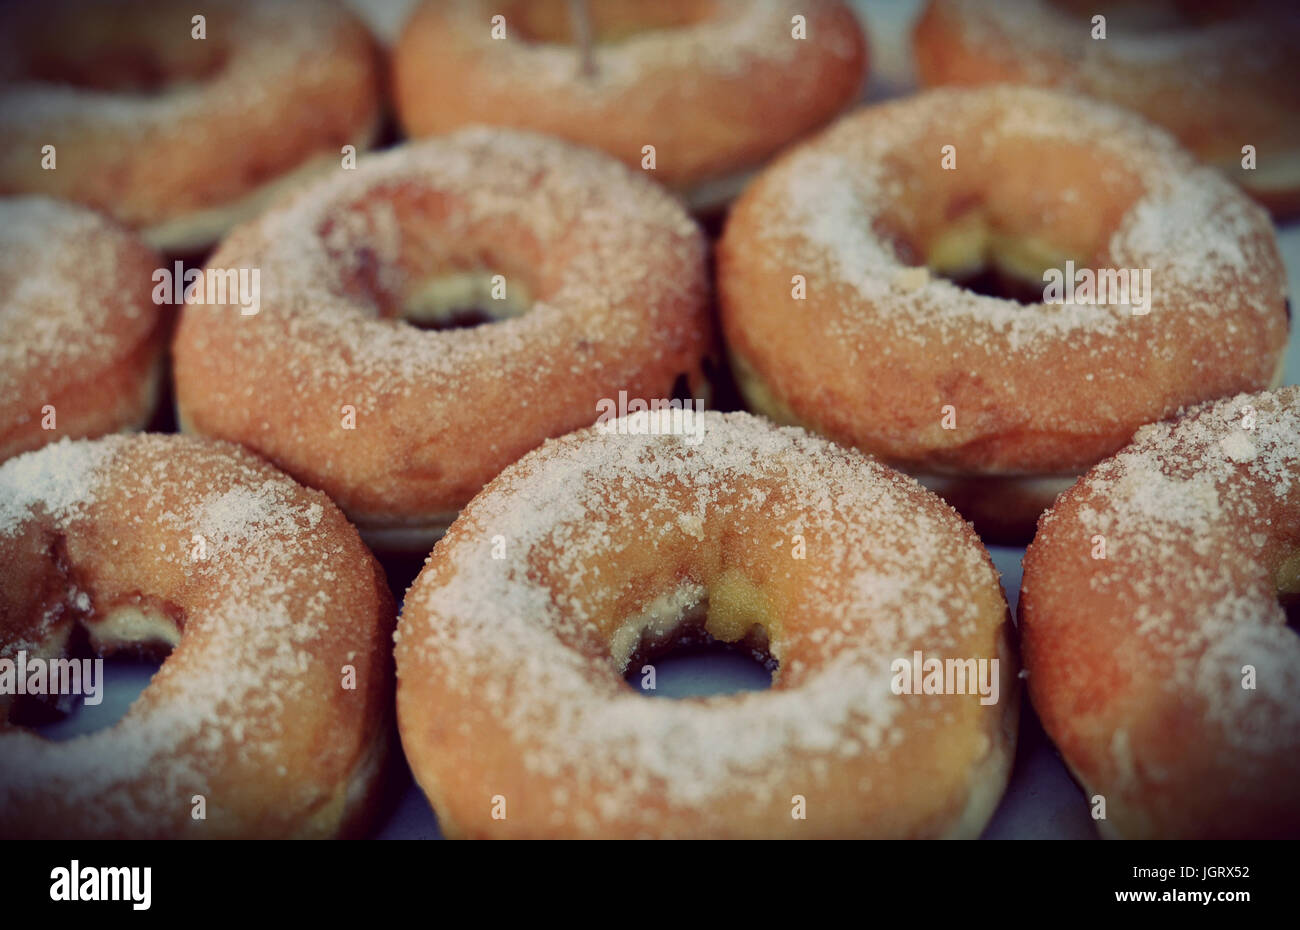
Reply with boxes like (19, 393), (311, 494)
(718, 86), (1289, 542)
(0, 197), (166, 465)
(392, 0), (868, 209)
(1020, 387), (1300, 839)
(173, 128), (713, 551)
(0, 0), (382, 252)
(395, 411), (1018, 839)
(0, 434), (395, 839)
(914, 0), (1300, 216)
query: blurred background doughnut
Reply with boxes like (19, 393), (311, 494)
(392, 0), (868, 212)
(0, 0), (383, 253)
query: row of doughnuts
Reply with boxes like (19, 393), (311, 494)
(5, 85), (1289, 545)
(0, 0), (868, 249)
(1, 0), (1297, 838)
(2, 0), (1293, 543)
(4, 388), (1295, 838)
(3, 0), (1297, 253)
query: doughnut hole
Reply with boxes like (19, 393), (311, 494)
(534, 468), (995, 710)
(541, 501), (802, 702)
(26, 654), (164, 742)
(316, 186), (546, 332)
(12, 3), (229, 94)
(0, 529), (182, 734)
(504, 0), (716, 45)
(875, 134), (1144, 306)
(397, 270), (533, 331)
(922, 212), (1075, 305)
(616, 578), (776, 698)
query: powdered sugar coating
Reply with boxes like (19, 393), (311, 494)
(914, 1), (1300, 214)
(1021, 387), (1300, 837)
(718, 85), (1287, 481)
(397, 412), (1015, 836)
(0, 198), (159, 384)
(223, 126), (703, 389)
(0, 196), (166, 463)
(393, 0), (868, 192)
(1038, 386), (1299, 739)
(0, 434), (391, 838)
(750, 86), (1281, 355)
(172, 127), (711, 526)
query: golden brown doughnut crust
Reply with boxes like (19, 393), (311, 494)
(396, 412), (1018, 839)
(0, 197), (166, 465)
(1020, 388), (1300, 839)
(0, 0), (382, 250)
(913, 0), (1300, 216)
(0, 434), (395, 839)
(173, 128), (713, 548)
(718, 87), (1288, 533)
(392, 0), (867, 194)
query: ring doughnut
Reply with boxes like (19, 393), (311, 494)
(392, 0), (868, 210)
(0, 0), (382, 252)
(913, 0), (1300, 216)
(395, 411), (1018, 839)
(172, 128), (712, 550)
(0, 197), (166, 465)
(0, 434), (395, 839)
(717, 86), (1289, 541)
(1020, 387), (1300, 839)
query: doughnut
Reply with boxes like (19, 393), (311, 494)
(392, 0), (868, 210)
(173, 128), (713, 551)
(1020, 387), (1300, 839)
(0, 197), (166, 465)
(914, 0), (1300, 216)
(0, 434), (395, 839)
(395, 411), (1018, 839)
(0, 0), (382, 253)
(717, 86), (1289, 542)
